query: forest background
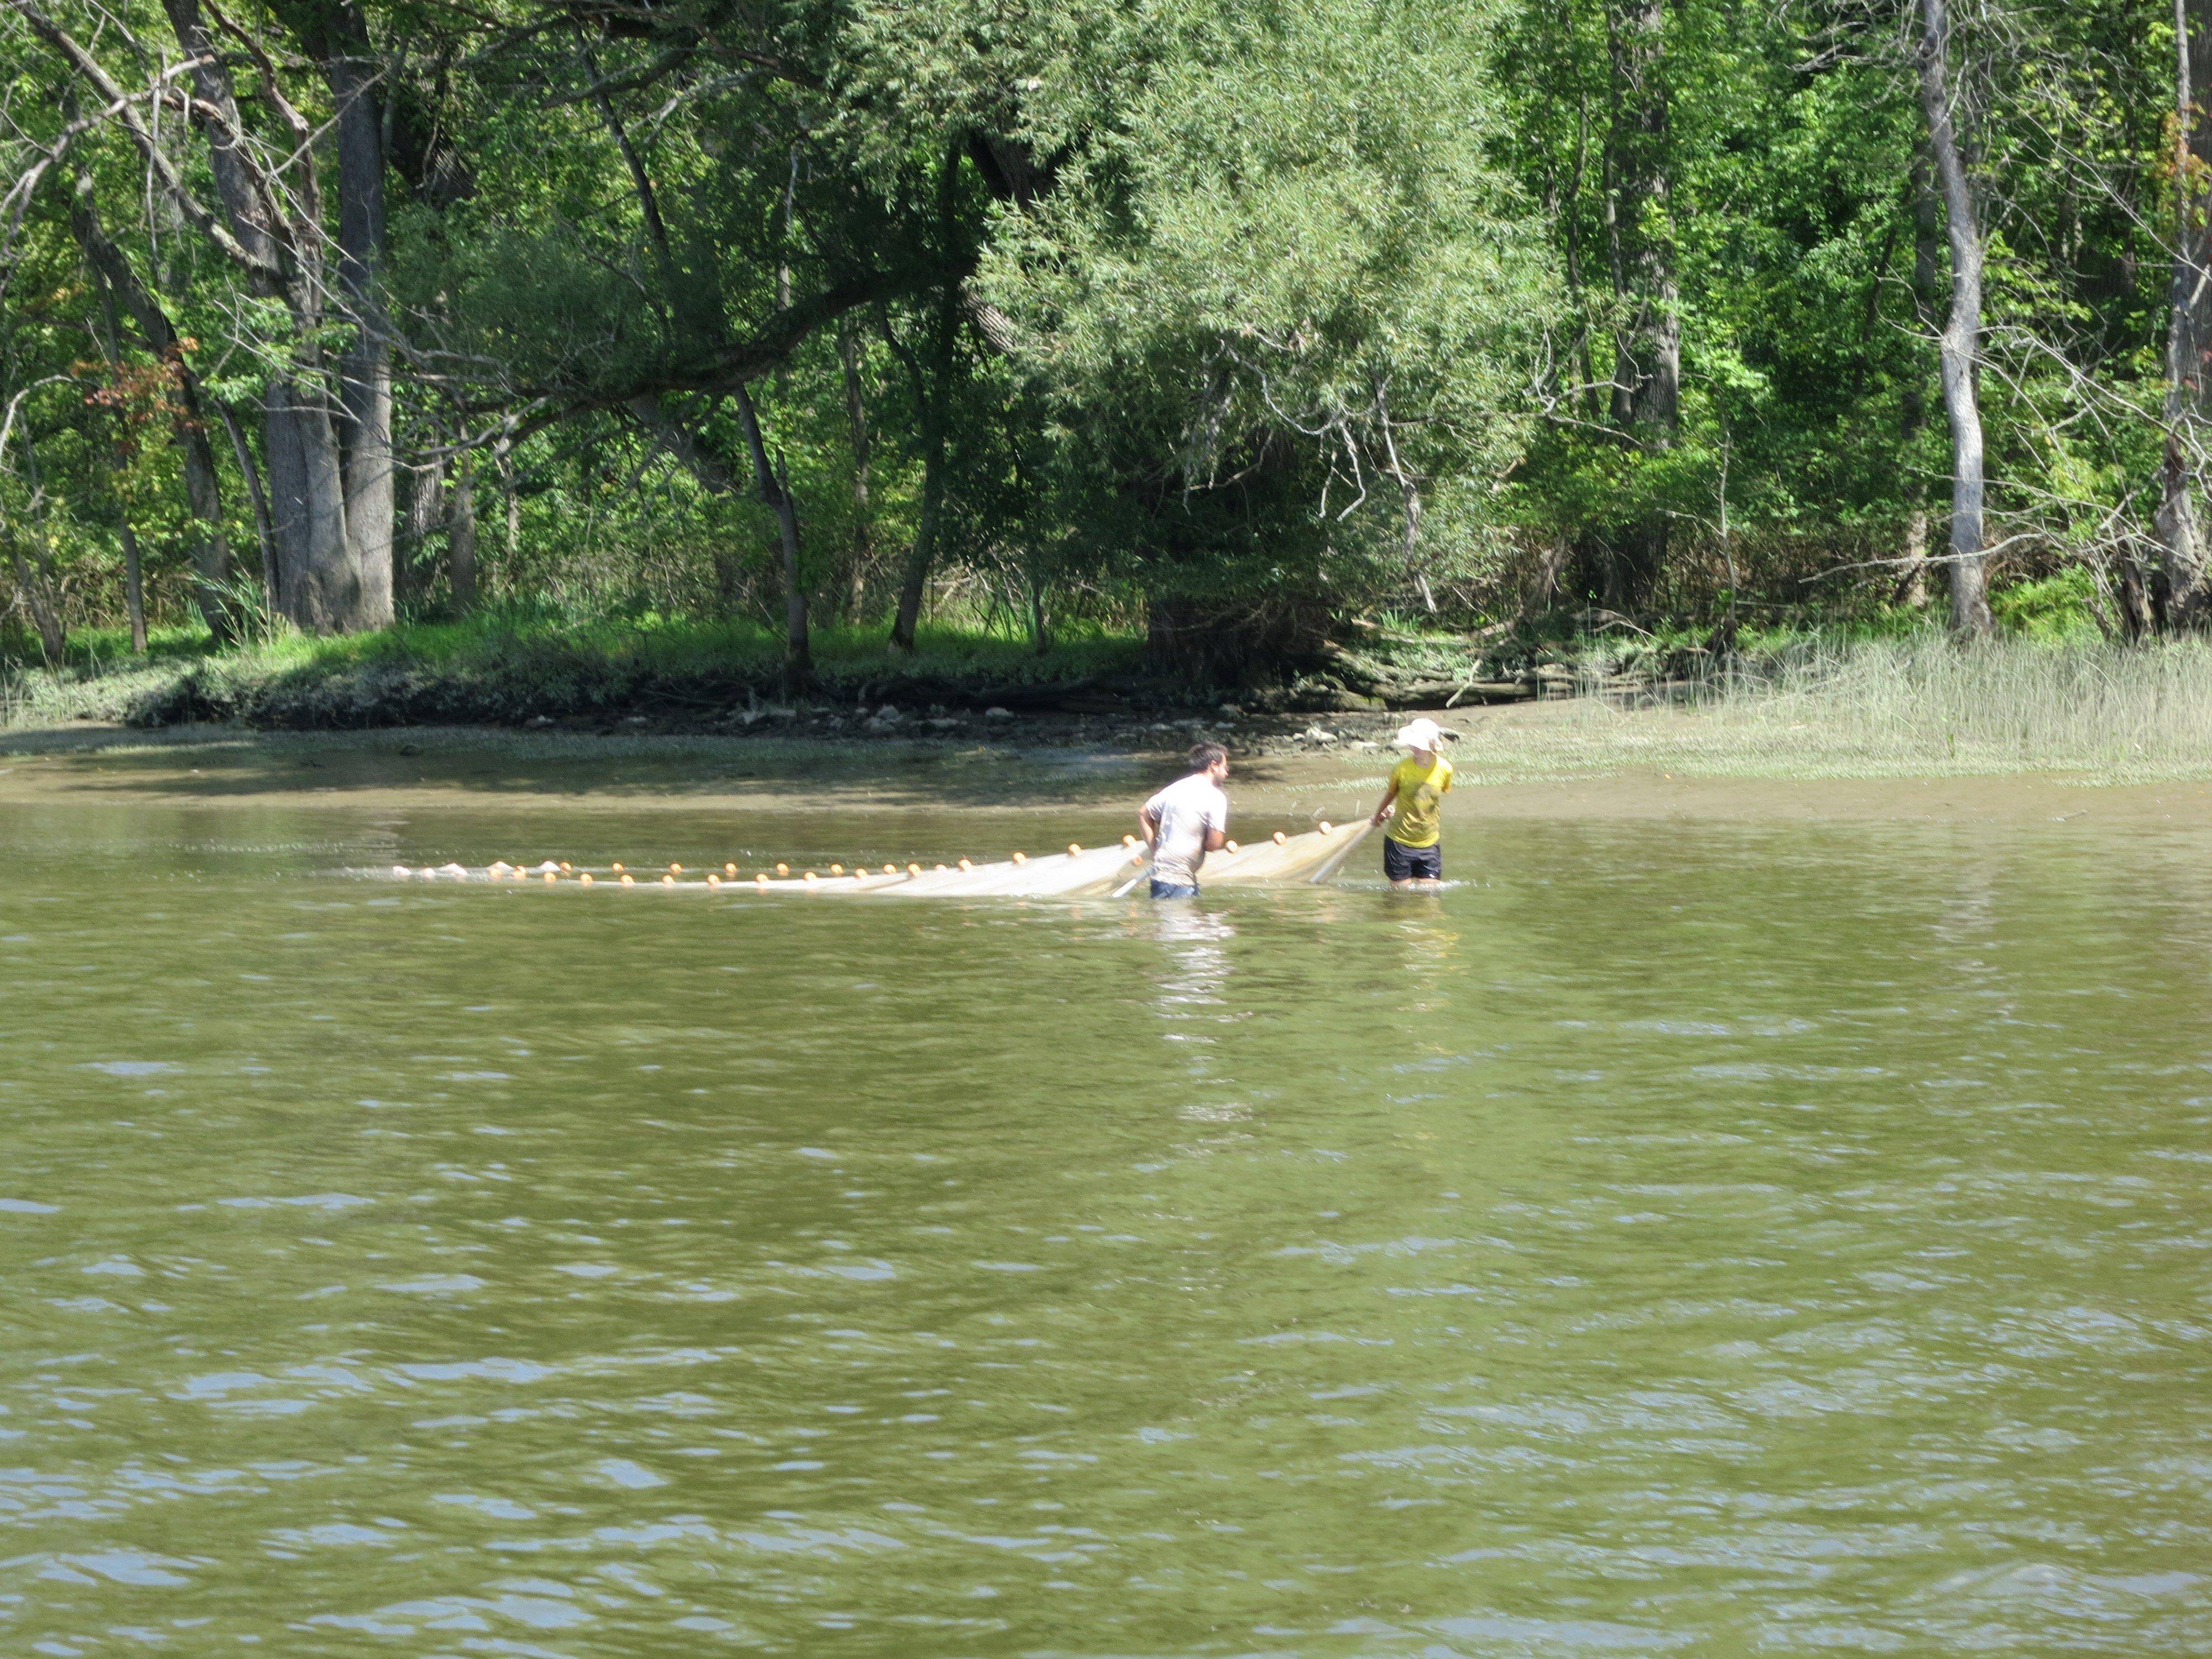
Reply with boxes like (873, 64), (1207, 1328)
(4, 0), (2211, 711)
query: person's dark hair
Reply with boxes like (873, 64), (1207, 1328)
(1188, 742), (1228, 773)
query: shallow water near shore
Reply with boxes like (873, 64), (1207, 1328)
(3, 798), (2209, 1657)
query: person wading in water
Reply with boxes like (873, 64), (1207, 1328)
(1371, 717), (1453, 888)
(1138, 744), (1230, 898)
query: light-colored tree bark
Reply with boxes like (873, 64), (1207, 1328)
(1914, 0), (1994, 635)
(160, 0), (378, 631)
(326, 22), (394, 628)
(448, 447), (477, 612)
(10, 0), (393, 632)
(838, 321), (873, 618)
(2157, 0), (2212, 629)
(495, 429), (519, 560)
(400, 447), (446, 601)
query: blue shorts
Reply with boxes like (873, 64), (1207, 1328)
(1383, 837), (1442, 882)
(1150, 880), (1201, 899)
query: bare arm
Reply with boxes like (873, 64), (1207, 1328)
(1370, 780), (1399, 827)
(1202, 826), (1228, 852)
(1139, 806), (1160, 847)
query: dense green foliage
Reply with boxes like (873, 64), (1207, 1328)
(0, 0), (2199, 683)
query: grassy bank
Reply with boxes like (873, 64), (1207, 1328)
(0, 613), (1151, 730)
(1412, 637), (2212, 785)
(8, 612), (2212, 785)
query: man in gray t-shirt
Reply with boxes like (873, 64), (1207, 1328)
(1138, 744), (1230, 898)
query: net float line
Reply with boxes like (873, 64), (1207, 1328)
(384, 821), (1374, 897)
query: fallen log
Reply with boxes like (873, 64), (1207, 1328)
(957, 677), (1095, 710)
(1384, 679), (1532, 708)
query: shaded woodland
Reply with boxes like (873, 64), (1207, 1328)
(3, 0), (2210, 690)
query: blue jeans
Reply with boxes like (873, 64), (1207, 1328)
(1150, 880), (1201, 899)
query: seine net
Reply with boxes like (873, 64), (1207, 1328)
(391, 823), (1377, 895)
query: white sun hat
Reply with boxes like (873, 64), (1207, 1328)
(1394, 717), (1445, 751)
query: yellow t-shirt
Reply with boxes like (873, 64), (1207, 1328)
(1385, 754), (1454, 848)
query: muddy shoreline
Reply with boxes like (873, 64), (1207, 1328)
(2, 704), (2208, 831)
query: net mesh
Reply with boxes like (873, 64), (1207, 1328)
(388, 822), (1377, 896)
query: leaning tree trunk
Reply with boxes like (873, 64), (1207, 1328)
(6, 543), (67, 667)
(1915, 0), (1994, 635)
(217, 401), (277, 618)
(7, 432), (67, 665)
(630, 390), (808, 688)
(2157, 0), (2212, 629)
(733, 384), (811, 693)
(67, 158), (233, 640)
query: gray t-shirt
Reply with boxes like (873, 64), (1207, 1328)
(1145, 772), (1229, 886)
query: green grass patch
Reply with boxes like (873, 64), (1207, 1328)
(0, 608), (1150, 731)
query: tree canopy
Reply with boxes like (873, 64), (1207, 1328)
(2, 0), (2206, 674)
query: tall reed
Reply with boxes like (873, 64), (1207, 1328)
(1487, 637), (2212, 781)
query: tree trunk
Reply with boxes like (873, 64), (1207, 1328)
(67, 160), (233, 640)
(2158, 0), (2212, 628)
(263, 373), (359, 632)
(1528, 534), (1572, 616)
(496, 428), (520, 561)
(1563, 41), (1601, 422)
(33, 1), (382, 635)
(1027, 566), (1050, 655)
(6, 545), (67, 667)
(449, 447), (477, 612)
(331, 41), (394, 630)
(159, 0), (283, 273)
(217, 401), (277, 621)
(1601, 0), (1676, 613)
(1915, 0), (1993, 635)
(1901, 142), (1939, 590)
(8, 434), (67, 666)
(152, 0), (366, 634)
(732, 384), (811, 693)
(118, 518), (148, 651)
(838, 320), (873, 618)
(889, 325), (950, 653)
(891, 147), (963, 653)
(1605, 0), (1678, 439)
(1895, 509), (1930, 608)
(400, 447), (446, 601)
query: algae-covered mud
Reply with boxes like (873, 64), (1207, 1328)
(2, 747), (2209, 1657)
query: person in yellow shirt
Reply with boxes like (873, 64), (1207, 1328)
(1370, 717), (1453, 887)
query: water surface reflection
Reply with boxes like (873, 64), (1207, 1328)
(0, 805), (2206, 1655)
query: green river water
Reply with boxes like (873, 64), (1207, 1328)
(1, 799), (2208, 1657)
